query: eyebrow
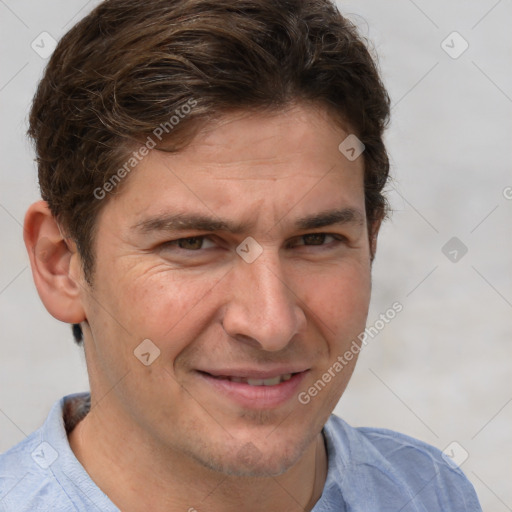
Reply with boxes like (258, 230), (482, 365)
(133, 207), (365, 235)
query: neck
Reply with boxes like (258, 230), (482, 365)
(68, 397), (328, 512)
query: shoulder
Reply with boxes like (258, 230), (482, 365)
(0, 430), (71, 511)
(322, 415), (482, 511)
(0, 394), (90, 512)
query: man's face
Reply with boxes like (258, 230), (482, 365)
(78, 104), (374, 476)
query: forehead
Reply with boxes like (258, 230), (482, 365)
(100, 105), (366, 232)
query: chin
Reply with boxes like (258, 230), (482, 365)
(185, 435), (310, 477)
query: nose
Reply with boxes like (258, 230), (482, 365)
(221, 250), (307, 352)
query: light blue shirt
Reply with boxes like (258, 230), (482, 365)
(0, 393), (482, 511)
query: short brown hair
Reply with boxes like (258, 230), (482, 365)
(28, 0), (390, 341)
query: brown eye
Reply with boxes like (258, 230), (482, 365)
(177, 237), (204, 250)
(290, 233), (346, 249)
(302, 233), (327, 246)
(160, 236), (216, 254)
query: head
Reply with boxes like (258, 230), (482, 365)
(25, 0), (390, 477)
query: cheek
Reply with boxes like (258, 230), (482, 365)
(112, 266), (226, 350)
(299, 259), (371, 342)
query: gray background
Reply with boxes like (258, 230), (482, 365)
(1, 1), (511, 510)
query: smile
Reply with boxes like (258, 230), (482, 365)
(196, 370), (309, 409)
(208, 373), (294, 386)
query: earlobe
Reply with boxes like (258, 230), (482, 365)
(23, 200), (86, 324)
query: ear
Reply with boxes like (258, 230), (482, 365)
(23, 200), (87, 324)
(369, 217), (383, 262)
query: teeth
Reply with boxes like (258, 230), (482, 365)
(247, 378), (265, 386)
(262, 376), (281, 386)
(234, 373), (293, 386)
(207, 373), (296, 385)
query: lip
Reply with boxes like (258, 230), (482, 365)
(196, 369), (309, 409)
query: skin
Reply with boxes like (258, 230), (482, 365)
(24, 104), (380, 512)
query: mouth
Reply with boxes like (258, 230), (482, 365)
(205, 372), (295, 386)
(195, 369), (309, 409)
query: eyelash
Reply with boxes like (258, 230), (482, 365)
(161, 233), (347, 252)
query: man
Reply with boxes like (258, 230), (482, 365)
(0, 0), (482, 510)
